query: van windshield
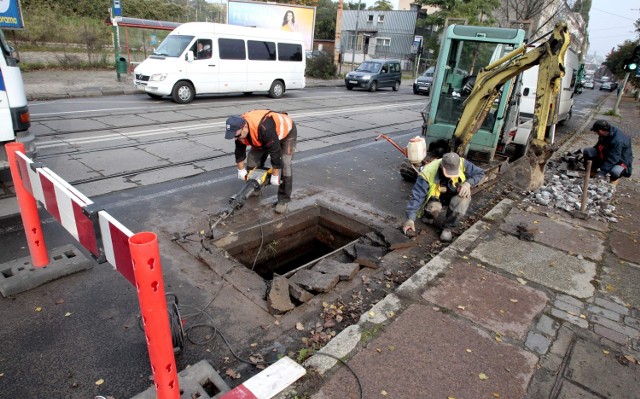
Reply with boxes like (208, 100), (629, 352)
(356, 61), (381, 73)
(153, 35), (194, 57)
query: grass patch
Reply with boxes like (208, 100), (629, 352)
(359, 323), (385, 344)
(603, 109), (619, 116)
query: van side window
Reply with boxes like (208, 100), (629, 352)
(381, 65), (388, 73)
(219, 38), (246, 60)
(278, 43), (303, 62)
(195, 39), (213, 60)
(248, 40), (276, 61)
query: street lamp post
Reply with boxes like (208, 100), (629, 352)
(350, 0), (362, 71)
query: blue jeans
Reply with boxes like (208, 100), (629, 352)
(583, 147), (626, 181)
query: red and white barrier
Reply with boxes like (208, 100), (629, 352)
(98, 210), (135, 286)
(221, 357), (306, 399)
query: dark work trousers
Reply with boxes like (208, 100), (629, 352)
(583, 147), (626, 182)
(425, 191), (471, 229)
(246, 123), (297, 202)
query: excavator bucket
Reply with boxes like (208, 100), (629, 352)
(502, 144), (558, 191)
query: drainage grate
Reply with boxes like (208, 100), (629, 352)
(216, 205), (371, 279)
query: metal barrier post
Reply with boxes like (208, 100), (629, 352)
(5, 143), (49, 267)
(129, 232), (179, 399)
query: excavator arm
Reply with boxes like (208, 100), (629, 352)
(451, 23), (570, 191)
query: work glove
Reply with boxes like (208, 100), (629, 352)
(237, 169), (248, 181)
(458, 182), (471, 198)
(270, 174), (281, 186)
(402, 219), (415, 237)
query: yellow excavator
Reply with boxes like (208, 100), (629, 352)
(411, 22), (570, 191)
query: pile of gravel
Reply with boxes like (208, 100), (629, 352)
(523, 173), (617, 222)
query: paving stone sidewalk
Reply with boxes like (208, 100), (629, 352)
(294, 95), (640, 399)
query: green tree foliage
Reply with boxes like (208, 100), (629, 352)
(604, 40), (639, 88)
(571, 0), (591, 25)
(344, 1), (366, 10)
(315, 0), (338, 40)
(369, 0), (393, 11)
(306, 52), (337, 78)
(417, 0), (501, 27)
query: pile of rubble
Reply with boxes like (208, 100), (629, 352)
(524, 171), (617, 222)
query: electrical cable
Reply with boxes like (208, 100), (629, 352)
(312, 352), (364, 399)
(250, 187), (267, 271)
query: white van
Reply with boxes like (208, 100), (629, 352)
(519, 47), (579, 124)
(133, 22), (306, 103)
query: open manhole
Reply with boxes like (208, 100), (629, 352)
(215, 204), (372, 279)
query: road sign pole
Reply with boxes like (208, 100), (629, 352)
(613, 72), (629, 115)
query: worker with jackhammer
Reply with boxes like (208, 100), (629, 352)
(225, 110), (297, 214)
(582, 120), (633, 185)
(402, 152), (485, 241)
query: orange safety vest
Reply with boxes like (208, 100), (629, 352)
(238, 110), (293, 147)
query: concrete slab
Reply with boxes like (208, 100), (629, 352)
(314, 304), (538, 399)
(312, 259), (359, 281)
(73, 147), (169, 175)
(500, 208), (606, 261)
(599, 254), (640, 313)
(40, 118), (110, 133)
(132, 164), (205, 186)
(609, 230), (640, 264)
(557, 381), (601, 399)
(139, 140), (223, 163)
(565, 338), (640, 398)
(0, 244), (93, 297)
(289, 269), (339, 293)
(422, 261), (549, 339)
(471, 233), (596, 299)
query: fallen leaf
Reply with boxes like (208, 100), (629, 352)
(369, 311), (375, 317)
(479, 372), (489, 381)
(466, 349), (472, 353)
(386, 311), (395, 318)
(492, 393), (501, 398)
(95, 379), (104, 385)
(624, 355), (636, 363)
(516, 278), (527, 285)
(509, 299), (518, 303)
(376, 348), (382, 353)
(462, 255), (469, 259)
(447, 397), (456, 399)
(533, 220), (539, 224)
(55, 299), (65, 305)
(64, 312), (72, 317)
(250, 343), (257, 347)
(579, 314), (587, 319)
(381, 390), (388, 396)
(387, 345), (396, 351)
(602, 350), (610, 355)
(0, 373), (4, 377)
(495, 333), (503, 342)
(225, 368), (241, 379)
(34, 307), (42, 312)
(457, 305), (466, 311)
(295, 322), (304, 331)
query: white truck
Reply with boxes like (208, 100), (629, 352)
(0, 29), (36, 169)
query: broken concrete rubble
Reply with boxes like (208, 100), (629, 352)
(267, 275), (295, 315)
(380, 226), (418, 250)
(289, 281), (314, 303)
(312, 259), (359, 281)
(353, 243), (387, 269)
(290, 270), (340, 293)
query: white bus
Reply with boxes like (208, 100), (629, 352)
(133, 22), (306, 104)
(0, 29), (36, 170)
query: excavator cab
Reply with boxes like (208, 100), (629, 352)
(422, 25), (526, 161)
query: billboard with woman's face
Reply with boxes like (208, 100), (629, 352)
(227, 0), (315, 50)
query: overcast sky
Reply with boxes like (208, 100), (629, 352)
(586, 0), (638, 57)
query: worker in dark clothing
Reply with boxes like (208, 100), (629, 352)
(225, 110), (297, 214)
(403, 152), (485, 241)
(583, 120), (633, 184)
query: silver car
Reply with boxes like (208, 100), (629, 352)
(413, 67), (434, 95)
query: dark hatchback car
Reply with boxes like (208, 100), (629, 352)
(413, 67), (435, 95)
(344, 59), (402, 92)
(600, 82), (614, 92)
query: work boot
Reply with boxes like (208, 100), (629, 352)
(610, 179), (619, 187)
(275, 201), (288, 214)
(439, 228), (453, 242)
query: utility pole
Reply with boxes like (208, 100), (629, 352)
(613, 72), (629, 115)
(334, 0), (343, 71)
(350, 0), (362, 71)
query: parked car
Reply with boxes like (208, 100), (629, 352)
(413, 67), (435, 95)
(582, 80), (594, 89)
(345, 59), (402, 92)
(600, 82), (614, 92)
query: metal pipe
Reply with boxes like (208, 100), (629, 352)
(580, 160), (592, 212)
(350, 0), (362, 71)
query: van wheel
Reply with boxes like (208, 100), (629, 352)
(369, 81), (378, 92)
(147, 93), (163, 99)
(346, 85), (354, 90)
(392, 81), (400, 91)
(171, 81), (195, 104)
(268, 81), (285, 98)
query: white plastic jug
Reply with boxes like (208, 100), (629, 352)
(406, 136), (426, 164)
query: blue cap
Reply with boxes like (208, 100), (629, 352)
(225, 115), (246, 139)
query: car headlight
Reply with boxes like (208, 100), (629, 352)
(361, 75), (371, 81)
(414, 79), (418, 84)
(150, 73), (168, 82)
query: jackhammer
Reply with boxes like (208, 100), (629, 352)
(170, 168), (274, 242)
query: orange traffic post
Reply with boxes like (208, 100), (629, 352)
(129, 232), (179, 399)
(6, 142), (49, 267)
